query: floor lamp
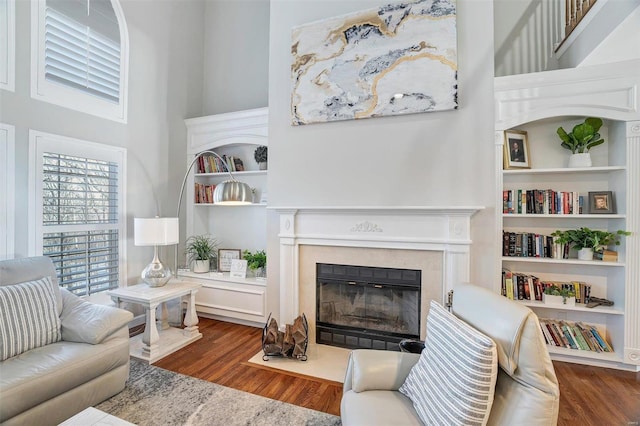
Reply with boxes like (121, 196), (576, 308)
(174, 150), (253, 276)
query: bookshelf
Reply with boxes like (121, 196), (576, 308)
(495, 60), (640, 370)
(181, 107), (269, 327)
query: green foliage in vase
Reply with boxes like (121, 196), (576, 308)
(242, 249), (266, 270)
(551, 227), (630, 252)
(557, 117), (605, 154)
(185, 235), (218, 263)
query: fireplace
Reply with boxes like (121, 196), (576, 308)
(274, 206), (482, 345)
(316, 263), (421, 350)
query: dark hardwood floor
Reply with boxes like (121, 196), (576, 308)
(154, 317), (640, 425)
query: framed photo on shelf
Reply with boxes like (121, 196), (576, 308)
(230, 259), (248, 279)
(503, 130), (531, 169)
(589, 191), (614, 214)
(218, 249), (241, 272)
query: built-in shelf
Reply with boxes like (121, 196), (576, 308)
(502, 257), (625, 267)
(503, 166), (626, 175)
(195, 170), (267, 177)
(520, 300), (624, 315)
(194, 203), (267, 207)
(546, 345), (621, 362)
(177, 271), (267, 287)
(503, 214), (625, 219)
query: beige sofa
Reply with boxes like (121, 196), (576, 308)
(0, 256), (133, 425)
(341, 283), (560, 426)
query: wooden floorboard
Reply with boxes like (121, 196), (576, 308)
(153, 317), (640, 424)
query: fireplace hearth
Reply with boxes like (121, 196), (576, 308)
(316, 263), (421, 351)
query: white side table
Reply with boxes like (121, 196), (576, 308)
(108, 279), (202, 363)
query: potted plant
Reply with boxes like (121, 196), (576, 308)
(551, 227), (630, 261)
(242, 249), (266, 280)
(254, 146), (268, 170)
(185, 235), (218, 273)
(557, 117), (605, 168)
(543, 285), (576, 306)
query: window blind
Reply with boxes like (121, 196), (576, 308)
(41, 152), (119, 296)
(44, 0), (120, 103)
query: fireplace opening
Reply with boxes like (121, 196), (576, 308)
(316, 263), (421, 351)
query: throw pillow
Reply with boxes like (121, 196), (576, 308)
(399, 301), (498, 426)
(0, 276), (62, 361)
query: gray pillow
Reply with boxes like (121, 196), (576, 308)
(0, 276), (62, 361)
(399, 301), (498, 426)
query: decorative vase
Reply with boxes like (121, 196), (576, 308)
(578, 248), (594, 261)
(568, 153), (592, 168)
(253, 266), (266, 281)
(258, 161), (267, 170)
(192, 259), (210, 273)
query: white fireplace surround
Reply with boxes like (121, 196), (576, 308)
(274, 206), (484, 325)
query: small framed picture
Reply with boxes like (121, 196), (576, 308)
(230, 259), (248, 279)
(589, 191), (614, 214)
(218, 249), (241, 272)
(503, 130), (531, 169)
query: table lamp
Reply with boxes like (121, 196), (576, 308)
(135, 217), (179, 287)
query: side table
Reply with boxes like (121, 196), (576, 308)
(108, 279), (202, 363)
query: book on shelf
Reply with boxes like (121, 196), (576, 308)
(501, 273), (592, 304)
(194, 183), (216, 204)
(539, 319), (613, 353)
(503, 188), (584, 215)
(196, 153), (244, 174)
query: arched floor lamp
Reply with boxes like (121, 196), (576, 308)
(174, 150), (253, 276)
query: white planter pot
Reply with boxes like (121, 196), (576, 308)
(543, 294), (576, 307)
(258, 162), (267, 170)
(578, 248), (594, 261)
(192, 259), (210, 273)
(568, 153), (592, 168)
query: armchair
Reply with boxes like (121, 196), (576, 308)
(341, 283), (560, 426)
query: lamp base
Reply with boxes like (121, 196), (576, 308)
(141, 247), (172, 287)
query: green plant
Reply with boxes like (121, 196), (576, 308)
(254, 146), (267, 163)
(543, 284), (575, 303)
(557, 117), (605, 154)
(185, 235), (218, 263)
(242, 249), (266, 270)
(551, 227), (630, 252)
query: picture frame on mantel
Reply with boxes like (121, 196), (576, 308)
(218, 249), (241, 272)
(503, 130), (530, 169)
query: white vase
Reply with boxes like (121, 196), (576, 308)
(568, 153), (592, 168)
(258, 162), (267, 170)
(578, 248), (594, 261)
(543, 294), (576, 307)
(192, 259), (210, 273)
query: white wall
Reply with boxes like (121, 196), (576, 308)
(1, 0), (205, 283)
(266, 0), (496, 315)
(202, 0), (270, 115)
(579, 4), (640, 66)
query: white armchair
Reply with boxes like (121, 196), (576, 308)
(341, 283), (560, 426)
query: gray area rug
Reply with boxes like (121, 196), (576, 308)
(96, 359), (341, 426)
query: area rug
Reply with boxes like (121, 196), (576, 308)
(96, 359), (341, 426)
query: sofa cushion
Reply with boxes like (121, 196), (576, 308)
(399, 301), (498, 426)
(341, 389), (422, 426)
(0, 277), (62, 361)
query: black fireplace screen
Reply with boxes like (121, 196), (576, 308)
(316, 263), (421, 351)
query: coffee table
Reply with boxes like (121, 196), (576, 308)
(108, 279), (202, 363)
(59, 407), (134, 425)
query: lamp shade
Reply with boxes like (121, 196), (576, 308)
(213, 180), (253, 205)
(134, 217), (179, 246)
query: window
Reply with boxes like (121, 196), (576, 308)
(29, 131), (126, 296)
(31, 0), (129, 122)
(1, 0), (15, 92)
(0, 123), (15, 259)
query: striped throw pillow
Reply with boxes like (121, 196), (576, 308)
(0, 276), (62, 361)
(399, 301), (498, 426)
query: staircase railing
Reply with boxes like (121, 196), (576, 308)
(564, 0), (597, 38)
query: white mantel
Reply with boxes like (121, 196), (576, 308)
(272, 206), (484, 324)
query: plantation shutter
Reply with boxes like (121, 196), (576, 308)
(44, 0), (120, 103)
(41, 152), (120, 296)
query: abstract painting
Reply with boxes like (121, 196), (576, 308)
(291, 0), (457, 125)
